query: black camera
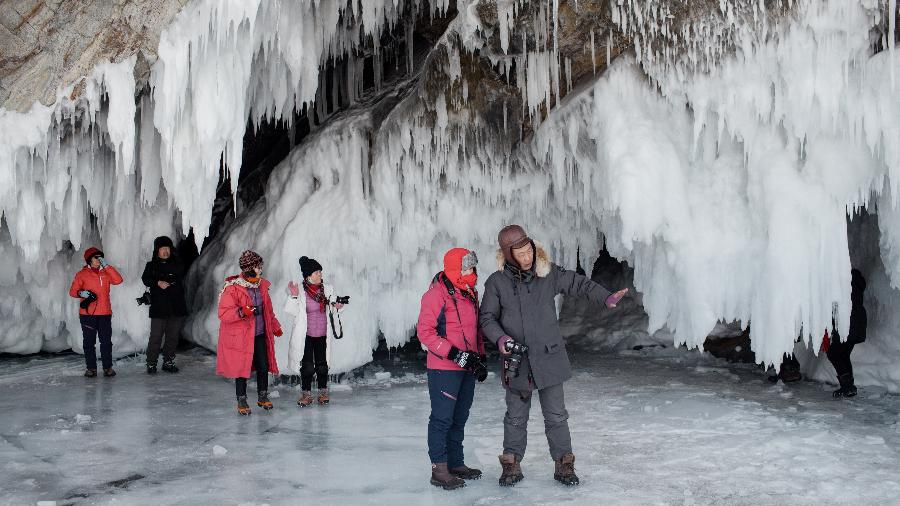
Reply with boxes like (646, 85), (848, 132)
(334, 295), (350, 305)
(136, 291), (152, 306)
(503, 339), (529, 378)
(79, 291), (97, 310)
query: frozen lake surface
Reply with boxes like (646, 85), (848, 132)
(2, 345), (900, 505)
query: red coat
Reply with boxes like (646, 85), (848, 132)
(417, 274), (485, 371)
(69, 266), (124, 316)
(216, 276), (282, 378)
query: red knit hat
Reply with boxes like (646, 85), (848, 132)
(83, 247), (103, 264)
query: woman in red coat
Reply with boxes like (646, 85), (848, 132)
(417, 248), (487, 490)
(69, 247), (124, 377)
(216, 250), (283, 415)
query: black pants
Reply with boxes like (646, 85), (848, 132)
(147, 317), (183, 364)
(80, 315), (113, 370)
(827, 340), (856, 378)
(235, 334), (269, 398)
(301, 335), (328, 391)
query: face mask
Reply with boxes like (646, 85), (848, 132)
(460, 272), (477, 289)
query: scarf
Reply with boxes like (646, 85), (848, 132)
(504, 261), (535, 283)
(304, 281), (327, 312)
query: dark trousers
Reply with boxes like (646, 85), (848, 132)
(301, 335), (328, 390)
(80, 315), (113, 370)
(147, 317), (183, 364)
(427, 370), (476, 467)
(827, 340), (856, 378)
(504, 383), (572, 461)
(235, 334), (269, 398)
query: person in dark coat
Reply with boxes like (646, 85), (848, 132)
(141, 236), (189, 374)
(827, 268), (867, 398)
(479, 225), (628, 487)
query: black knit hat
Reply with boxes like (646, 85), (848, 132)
(299, 256), (323, 279)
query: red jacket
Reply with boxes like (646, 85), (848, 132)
(216, 276), (282, 378)
(416, 274), (485, 371)
(69, 266), (124, 316)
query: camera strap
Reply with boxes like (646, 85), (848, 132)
(328, 306), (343, 340)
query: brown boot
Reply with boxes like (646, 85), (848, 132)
(554, 453), (579, 486)
(498, 454), (524, 486)
(317, 389), (329, 405)
(449, 465), (482, 480)
(297, 391), (313, 407)
(430, 463), (465, 490)
(236, 396), (251, 416)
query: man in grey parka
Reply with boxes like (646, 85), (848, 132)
(480, 225), (628, 487)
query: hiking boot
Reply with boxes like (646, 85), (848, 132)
(237, 395), (251, 415)
(162, 360), (179, 374)
(257, 390), (274, 410)
(103, 368), (116, 378)
(146, 363), (157, 375)
(430, 463), (465, 490)
(554, 453), (579, 486)
(449, 465), (482, 480)
(498, 454), (524, 486)
(84, 369), (97, 378)
(297, 391), (313, 407)
(833, 373), (858, 398)
(317, 389), (329, 405)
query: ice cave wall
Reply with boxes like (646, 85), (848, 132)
(1, 0), (899, 381)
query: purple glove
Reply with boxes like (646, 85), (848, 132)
(606, 290), (627, 308)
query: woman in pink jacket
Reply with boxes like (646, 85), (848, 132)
(417, 248), (487, 490)
(216, 250), (283, 415)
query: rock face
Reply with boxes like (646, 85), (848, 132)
(0, 0), (186, 112)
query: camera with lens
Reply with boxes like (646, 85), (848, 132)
(136, 291), (152, 306)
(79, 291), (97, 310)
(503, 339), (529, 378)
(334, 295), (350, 305)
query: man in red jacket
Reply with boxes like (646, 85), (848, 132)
(417, 248), (488, 490)
(69, 247), (124, 377)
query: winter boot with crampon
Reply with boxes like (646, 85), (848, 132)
(297, 391), (313, 407)
(833, 373), (858, 398)
(162, 360), (179, 374)
(84, 369), (97, 378)
(146, 362), (157, 375)
(554, 453), (579, 486)
(317, 389), (329, 405)
(257, 391), (274, 410)
(103, 368), (116, 378)
(498, 454), (524, 486)
(449, 465), (482, 480)
(430, 463), (465, 490)
(237, 396), (251, 415)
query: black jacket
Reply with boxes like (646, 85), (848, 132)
(847, 269), (867, 344)
(141, 237), (188, 319)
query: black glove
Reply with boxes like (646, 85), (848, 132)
(448, 347), (488, 382)
(447, 346), (473, 368)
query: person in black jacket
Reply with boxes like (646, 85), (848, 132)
(141, 236), (189, 374)
(827, 268), (867, 398)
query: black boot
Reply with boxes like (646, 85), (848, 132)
(833, 373), (858, 398)
(84, 369), (97, 378)
(103, 368), (116, 377)
(162, 359), (179, 373)
(146, 363), (157, 374)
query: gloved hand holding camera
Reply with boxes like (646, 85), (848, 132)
(447, 346), (488, 382)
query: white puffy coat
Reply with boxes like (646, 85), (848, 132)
(282, 284), (344, 375)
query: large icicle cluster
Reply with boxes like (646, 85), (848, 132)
(2, 0), (899, 386)
(0, 0), (448, 356)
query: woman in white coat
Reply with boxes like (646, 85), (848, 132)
(284, 256), (346, 407)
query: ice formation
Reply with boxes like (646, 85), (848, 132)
(1, 0), (899, 381)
